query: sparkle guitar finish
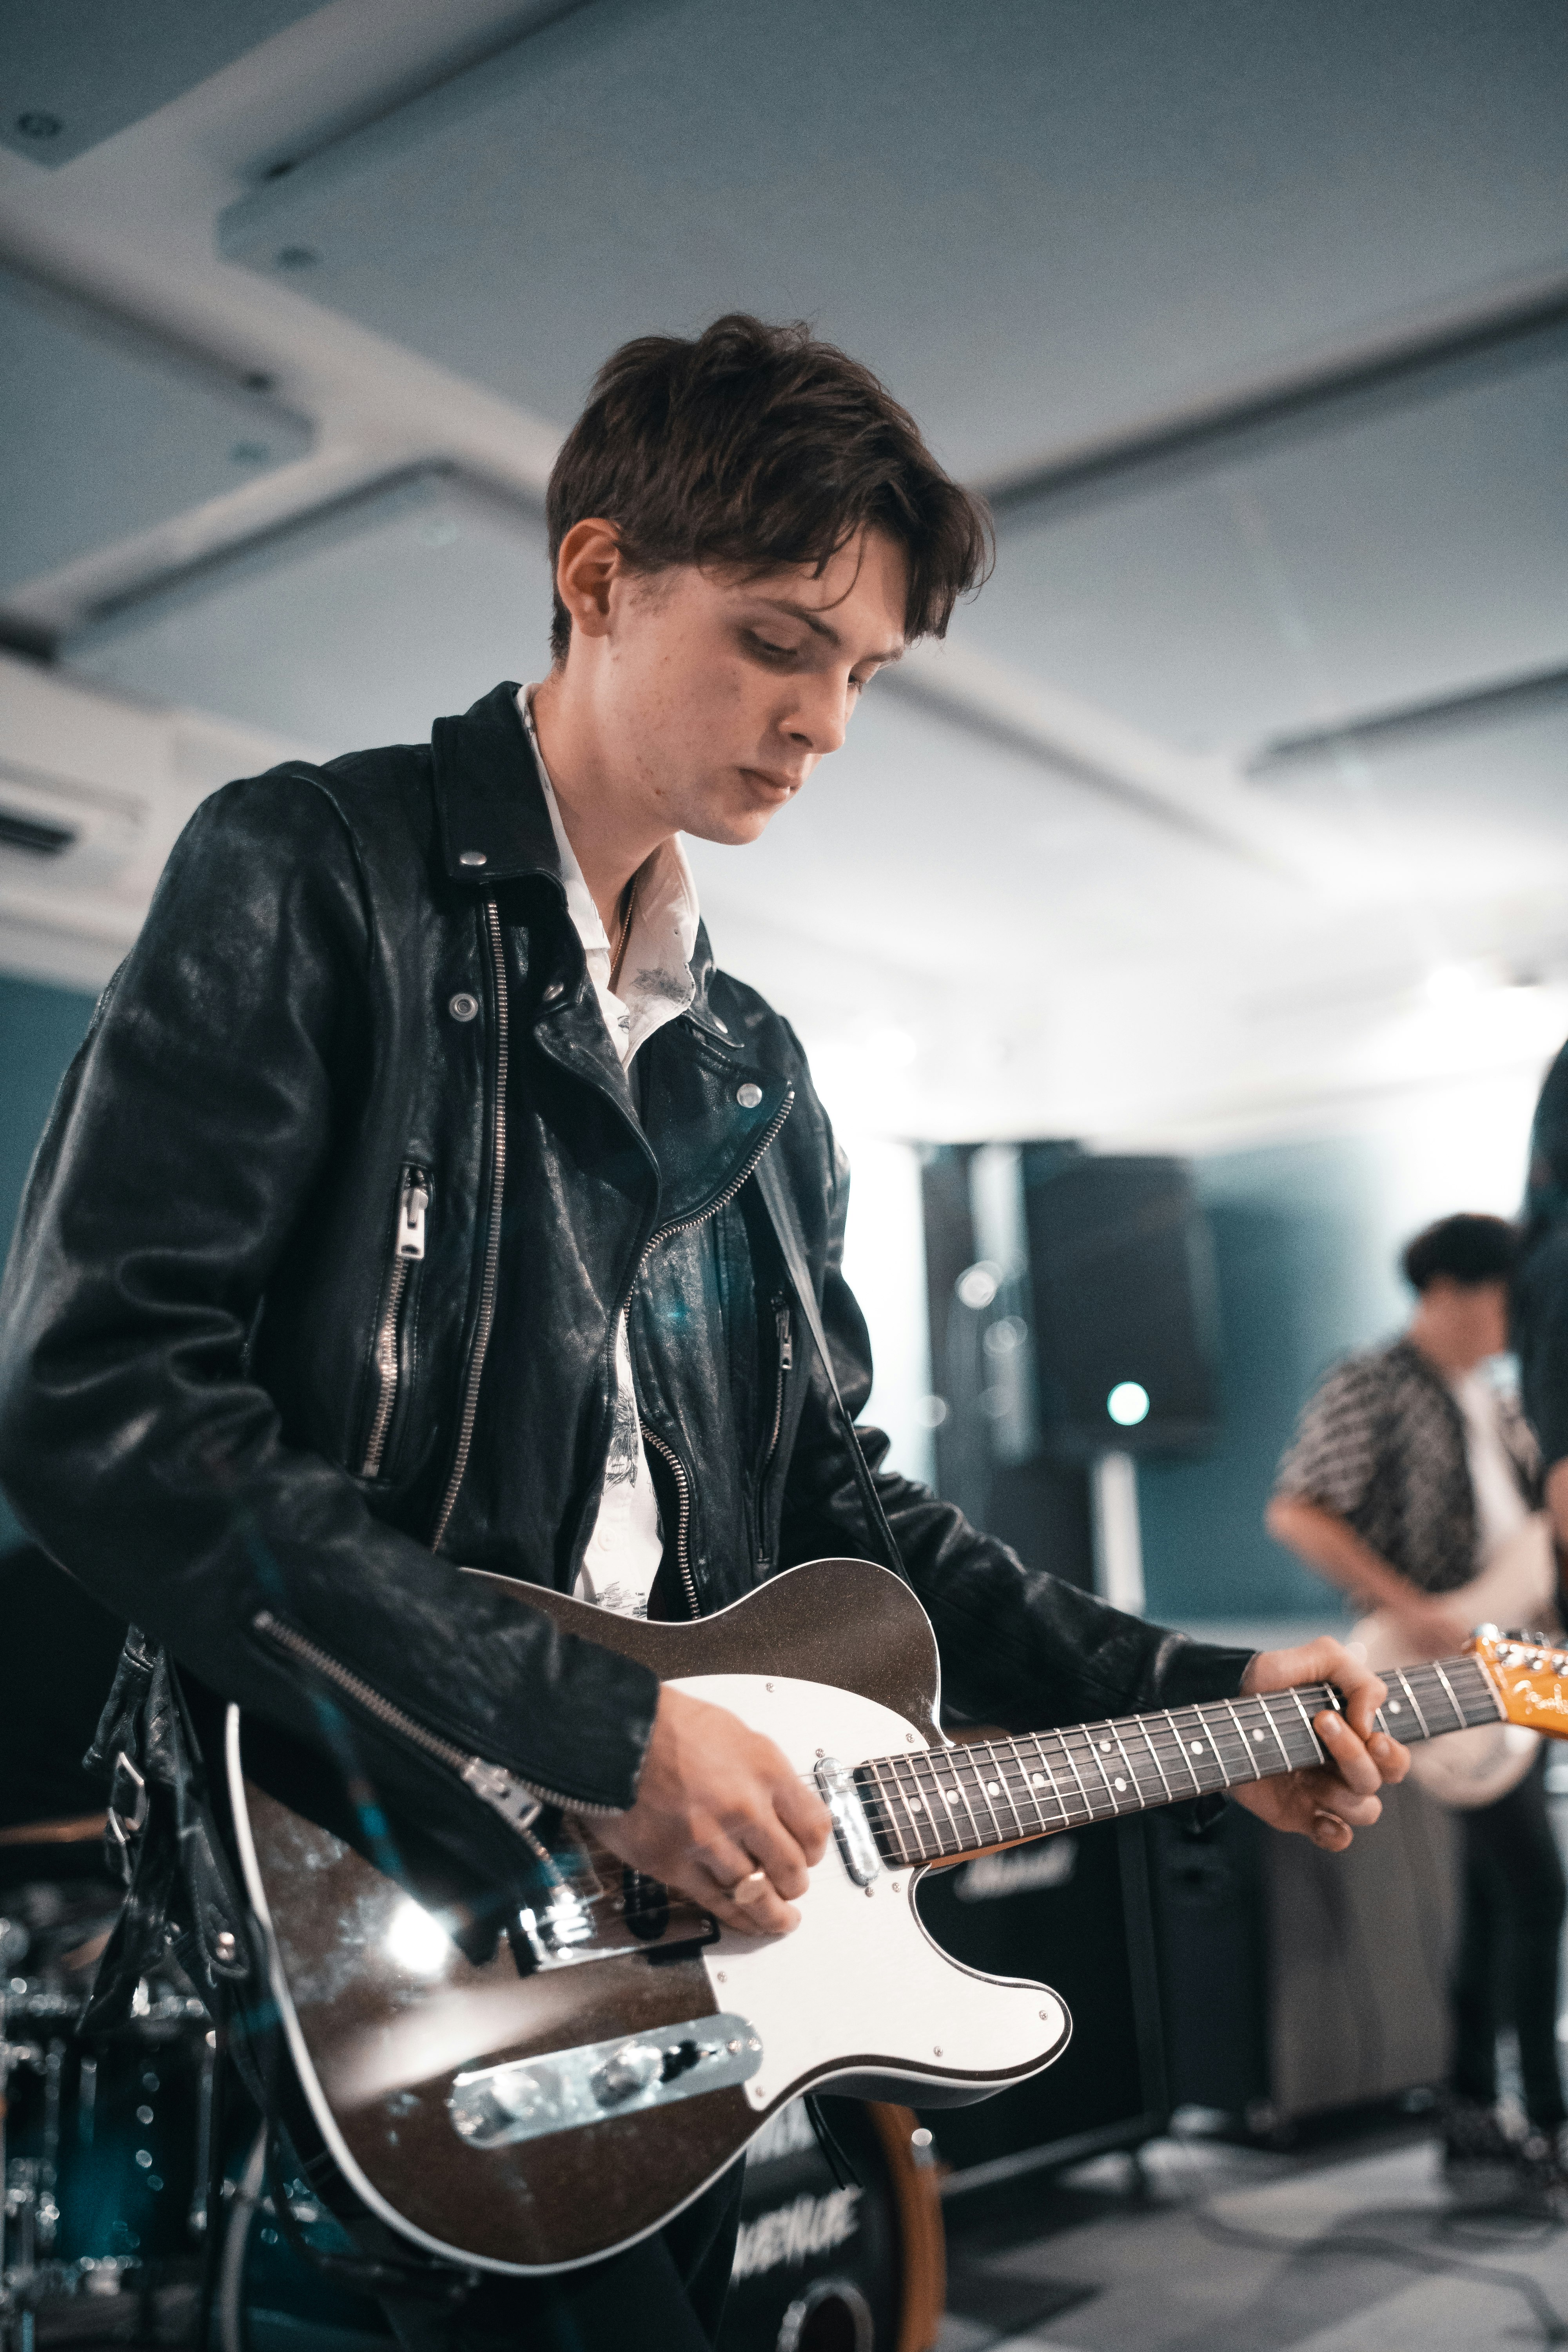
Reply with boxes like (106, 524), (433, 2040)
(226, 1559), (1547, 2276)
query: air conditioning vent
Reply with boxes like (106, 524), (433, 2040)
(0, 804), (77, 857)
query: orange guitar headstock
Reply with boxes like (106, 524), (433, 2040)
(1468, 1626), (1568, 1737)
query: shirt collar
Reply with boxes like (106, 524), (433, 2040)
(518, 688), (701, 1056)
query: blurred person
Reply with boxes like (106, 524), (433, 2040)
(1268, 1213), (1564, 2196)
(0, 316), (1406, 2350)
(1516, 1039), (1568, 1588)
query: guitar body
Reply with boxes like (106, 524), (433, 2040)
(1353, 1514), (1555, 1809)
(227, 1560), (1071, 2274)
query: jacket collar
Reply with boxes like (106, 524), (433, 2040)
(431, 682), (735, 1047)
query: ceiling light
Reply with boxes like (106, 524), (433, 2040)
(1107, 1381), (1151, 1427)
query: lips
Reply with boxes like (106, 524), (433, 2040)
(740, 768), (801, 797)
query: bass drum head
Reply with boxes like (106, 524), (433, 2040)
(724, 2098), (944, 2352)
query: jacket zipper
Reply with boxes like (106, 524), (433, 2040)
(755, 1299), (793, 1568)
(431, 899), (509, 1552)
(251, 1610), (619, 1823)
(620, 1089), (796, 1617)
(638, 1424), (697, 1617)
(360, 1167), (430, 1478)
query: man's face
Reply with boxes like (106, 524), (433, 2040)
(587, 526), (908, 846)
(1429, 1276), (1511, 1364)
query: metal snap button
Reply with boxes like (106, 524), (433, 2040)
(736, 1082), (762, 1109)
(458, 849), (487, 867)
(542, 982), (565, 1003)
(448, 992), (479, 1022)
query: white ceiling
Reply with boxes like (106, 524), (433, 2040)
(0, 0), (1565, 1148)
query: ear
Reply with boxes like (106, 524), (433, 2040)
(554, 518), (626, 644)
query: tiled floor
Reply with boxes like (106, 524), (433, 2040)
(937, 2127), (1568, 2352)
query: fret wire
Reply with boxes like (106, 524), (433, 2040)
(1051, 1727), (1094, 1824)
(1134, 1714), (1175, 1803)
(1163, 1710), (1205, 1795)
(964, 1747), (1011, 1846)
(1025, 1734), (1072, 1831)
(1254, 1693), (1298, 1775)
(1285, 1687), (1328, 1764)
(1428, 1660), (1468, 1734)
(1000, 1738), (1044, 1831)
(945, 1754), (988, 1849)
(908, 1750), (964, 1857)
(1221, 1696), (1263, 1780)
(1077, 1724), (1122, 1814)
(1105, 1719), (1142, 1809)
(889, 1752), (935, 1854)
(1395, 1670), (1431, 1742)
(1192, 1704), (1230, 1790)
(872, 1762), (915, 1863)
(986, 1743), (1031, 1840)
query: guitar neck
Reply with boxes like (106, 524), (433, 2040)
(853, 1653), (1502, 1867)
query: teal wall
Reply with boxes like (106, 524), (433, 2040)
(1139, 1135), (1414, 1629)
(0, 971), (98, 1544)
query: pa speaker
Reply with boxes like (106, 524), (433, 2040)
(1020, 1147), (1218, 1459)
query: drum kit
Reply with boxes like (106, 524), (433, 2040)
(0, 1815), (948, 2352)
(0, 1824), (212, 2352)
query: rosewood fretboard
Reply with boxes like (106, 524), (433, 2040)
(852, 1655), (1501, 1866)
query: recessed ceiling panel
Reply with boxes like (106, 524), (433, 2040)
(0, 0), (333, 166)
(0, 268), (312, 601)
(949, 347), (1568, 755)
(64, 472), (552, 755)
(218, 0), (1568, 481)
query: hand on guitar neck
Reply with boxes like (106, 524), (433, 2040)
(595, 1684), (833, 1936)
(1230, 1636), (1410, 1849)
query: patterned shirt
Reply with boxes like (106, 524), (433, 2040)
(1273, 1338), (1537, 1595)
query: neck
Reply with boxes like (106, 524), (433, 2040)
(853, 1655), (1502, 1867)
(529, 671), (673, 938)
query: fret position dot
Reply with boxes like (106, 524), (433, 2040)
(1114, 1777), (1127, 1791)
(1099, 1741), (1112, 1753)
(910, 1797), (923, 1809)
(1190, 1742), (1204, 1755)
(1031, 1774), (1045, 1788)
(946, 1787), (958, 1800)
(1388, 1700), (1401, 1713)
(987, 1782), (1000, 1795)
(1252, 1730), (1265, 1742)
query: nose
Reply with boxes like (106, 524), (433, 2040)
(783, 670), (851, 759)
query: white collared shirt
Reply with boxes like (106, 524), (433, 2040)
(519, 688), (700, 1615)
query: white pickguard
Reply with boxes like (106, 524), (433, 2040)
(672, 1672), (1071, 2112)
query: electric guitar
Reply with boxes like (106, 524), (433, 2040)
(225, 1558), (1568, 2275)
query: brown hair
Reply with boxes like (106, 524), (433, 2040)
(545, 313), (992, 662)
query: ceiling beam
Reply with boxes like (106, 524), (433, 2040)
(980, 264), (1568, 525)
(1249, 659), (1568, 775)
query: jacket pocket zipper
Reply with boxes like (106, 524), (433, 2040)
(755, 1299), (793, 1568)
(360, 1166), (430, 1479)
(250, 1610), (620, 1826)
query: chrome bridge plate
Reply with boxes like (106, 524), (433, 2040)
(448, 2013), (762, 2149)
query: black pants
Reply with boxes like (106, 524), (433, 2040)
(1453, 1747), (1568, 2131)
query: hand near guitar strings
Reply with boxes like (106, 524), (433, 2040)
(1230, 1635), (1410, 1849)
(596, 1685), (833, 1937)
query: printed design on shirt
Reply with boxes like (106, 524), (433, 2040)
(629, 961), (694, 1006)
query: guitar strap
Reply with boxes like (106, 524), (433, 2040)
(751, 1145), (904, 1577)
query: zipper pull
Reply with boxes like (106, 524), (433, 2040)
(397, 1172), (430, 1260)
(777, 1303), (793, 1372)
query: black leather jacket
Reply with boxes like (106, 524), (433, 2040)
(0, 683), (1249, 1880)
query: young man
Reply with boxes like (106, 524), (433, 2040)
(0, 316), (1403, 2347)
(1269, 1212), (1564, 2194)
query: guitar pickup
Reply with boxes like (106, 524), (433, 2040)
(448, 2013), (762, 2149)
(816, 1756), (882, 1886)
